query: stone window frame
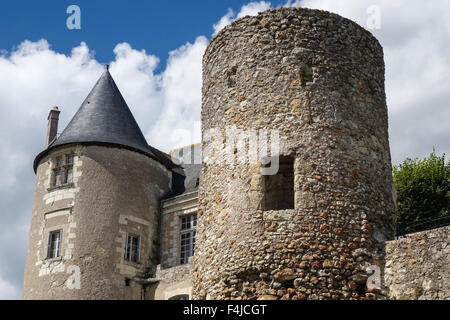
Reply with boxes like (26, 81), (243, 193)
(46, 229), (63, 260)
(41, 209), (72, 262)
(50, 152), (75, 190)
(124, 232), (141, 264)
(179, 213), (197, 265)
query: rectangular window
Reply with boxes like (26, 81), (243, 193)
(52, 154), (74, 187)
(66, 154), (74, 165)
(65, 167), (73, 184)
(124, 233), (141, 263)
(55, 156), (63, 167)
(47, 230), (62, 259)
(54, 169), (63, 186)
(263, 157), (295, 211)
(180, 214), (197, 265)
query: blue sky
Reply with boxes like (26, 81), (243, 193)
(0, 0), (449, 299)
(0, 0), (289, 71)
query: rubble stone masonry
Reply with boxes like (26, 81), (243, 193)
(385, 226), (449, 300)
(193, 7), (395, 300)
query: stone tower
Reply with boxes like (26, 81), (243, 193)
(193, 8), (395, 300)
(23, 69), (173, 299)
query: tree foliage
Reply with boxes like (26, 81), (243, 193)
(393, 151), (449, 234)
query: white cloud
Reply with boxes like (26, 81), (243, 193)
(237, 1), (272, 18)
(213, 1), (272, 35)
(147, 36), (208, 150)
(213, 8), (236, 35)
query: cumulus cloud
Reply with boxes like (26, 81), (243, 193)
(213, 1), (272, 35)
(147, 36), (207, 150)
(1, 0), (449, 299)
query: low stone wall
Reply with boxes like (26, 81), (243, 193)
(152, 261), (193, 300)
(384, 226), (449, 300)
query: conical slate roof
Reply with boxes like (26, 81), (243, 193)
(34, 69), (174, 171)
(50, 69), (153, 153)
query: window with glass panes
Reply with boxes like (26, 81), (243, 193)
(180, 214), (197, 265)
(52, 154), (74, 187)
(47, 230), (62, 259)
(124, 233), (141, 263)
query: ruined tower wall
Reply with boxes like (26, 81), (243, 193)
(23, 145), (171, 299)
(194, 7), (395, 300)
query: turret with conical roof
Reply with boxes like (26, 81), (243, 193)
(33, 68), (172, 171)
(23, 69), (174, 299)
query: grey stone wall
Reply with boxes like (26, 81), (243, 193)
(151, 261), (193, 300)
(385, 226), (449, 300)
(194, 7), (395, 300)
(23, 145), (171, 299)
(160, 191), (198, 268)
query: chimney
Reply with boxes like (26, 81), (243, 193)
(46, 106), (60, 147)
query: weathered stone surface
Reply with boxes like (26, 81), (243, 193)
(23, 145), (172, 299)
(385, 226), (450, 300)
(193, 7), (395, 300)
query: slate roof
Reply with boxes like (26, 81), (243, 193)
(33, 69), (176, 172)
(166, 144), (201, 198)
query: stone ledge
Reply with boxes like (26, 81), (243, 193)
(46, 182), (75, 193)
(263, 209), (297, 221)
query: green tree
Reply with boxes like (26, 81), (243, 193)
(393, 151), (449, 234)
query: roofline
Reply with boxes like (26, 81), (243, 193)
(161, 190), (199, 204)
(33, 141), (178, 173)
(168, 142), (201, 156)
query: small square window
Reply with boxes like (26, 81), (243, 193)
(47, 230), (62, 259)
(66, 154), (74, 165)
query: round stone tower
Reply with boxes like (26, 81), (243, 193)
(193, 7), (395, 300)
(23, 69), (173, 299)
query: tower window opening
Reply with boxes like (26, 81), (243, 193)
(124, 233), (141, 264)
(52, 153), (74, 187)
(180, 214), (197, 265)
(47, 230), (62, 259)
(263, 157), (295, 211)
